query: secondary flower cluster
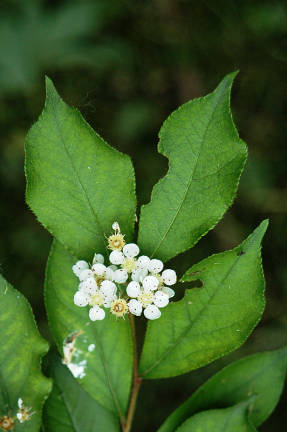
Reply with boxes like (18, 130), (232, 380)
(72, 222), (177, 321)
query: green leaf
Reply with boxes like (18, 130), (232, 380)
(45, 240), (132, 423)
(25, 77), (136, 259)
(0, 274), (51, 431)
(137, 72), (247, 262)
(139, 220), (268, 379)
(158, 347), (287, 432)
(176, 399), (257, 432)
(43, 354), (120, 432)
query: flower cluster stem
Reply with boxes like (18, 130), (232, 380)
(122, 313), (142, 432)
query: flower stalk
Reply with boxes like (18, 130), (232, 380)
(123, 313), (142, 432)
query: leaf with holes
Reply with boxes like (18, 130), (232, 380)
(137, 72), (247, 262)
(45, 240), (132, 424)
(176, 399), (257, 432)
(0, 274), (51, 431)
(139, 220), (268, 379)
(25, 77), (136, 260)
(43, 354), (120, 432)
(158, 346), (287, 432)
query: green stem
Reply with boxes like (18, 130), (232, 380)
(122, 313), (142, 432)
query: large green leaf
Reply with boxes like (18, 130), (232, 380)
(25, 77), (136, 260)
(0, 274), (51, 431)
(43, 354), (119, 432)
(137, 72), (247, 262)
(176, 400), (257, 432)
(139, 220), (268, 378)
(45, 240), (132, 423)
(159, 347), (287, 432)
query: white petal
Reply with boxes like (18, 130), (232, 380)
(162, 286), (175, 298)
(100, 280), (117, 297)
(162, 269), (177, 286)
(80, 277), (97, 295)
(74, 291), (89, 307)
(93, 253), (105, 264)
(128, 299), (143, 316)
(142, 275), (159, 292)
(123, 243), (140, 258)
(126, 281), (141, 298)
(148, 259), (163, 274)
(136, 255), (150, 269)
(89, 306), (105, 321)
(105, 267), (114, 281)
(92, 263), (106, 276)
(103, 294), (116, 308)
(79, 269), (93, 281)
(72, 260), (89, 277)
(144, 304), (161, 320)
(113, 269), (128, 283)
(153, 291), (169, 308)
(109, 250), (125, 265)
(112, 221), (120, 231)
(131, 268), (148, 283)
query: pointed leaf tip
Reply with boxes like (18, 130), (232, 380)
(138, 71), (247, 262)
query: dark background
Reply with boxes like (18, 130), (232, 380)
(0, 0), (286, 430)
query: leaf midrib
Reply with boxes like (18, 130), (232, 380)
(150, 83), (227, 258)
(49, 96), (105, 244)
(92, 326), (125, 423)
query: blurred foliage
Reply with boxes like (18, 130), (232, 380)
(0, 0), (286, 430)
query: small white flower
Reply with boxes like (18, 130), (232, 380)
(148, 259), (164, 274)
(123, 243), (140, 258)
(93, 253), (105, 264)
(162, 269), (177, 286)
(126, 281), (141, 298)
(79, 269), (93, 281)
(80, 277), (97, 295)
(109, 250), (125, 265)
(132, 268), (148, 282)
(128, 299), (143, 316)
(72, 260), (89, 277)
(136, 255), (150, 269)
(100, 280), (117, 297)
(144, 304), (161, 320)
(162, 286), (175, 298)
(142, 275), (159, 291)
(16, 398), (34, 423)
(114, 268), (128, 283)
(89, 305), (105, 321)
(74, 291), (89, 307)
(92, 263), (106, 276)
(153, 290), (169, 308)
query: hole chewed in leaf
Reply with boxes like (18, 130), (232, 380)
(62, 330), (88, 379)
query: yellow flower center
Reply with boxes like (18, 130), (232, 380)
(108, 234), (126, 251)
(0, 416), (14, 431)
(89, 291), (104, 307)
(110, 298), (128, 317)
(94, 274), (105, 285)
(122, 257), (137, 273)
(138, 291), (154, 308)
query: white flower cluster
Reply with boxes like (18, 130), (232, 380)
(72, 222), (177, 321)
